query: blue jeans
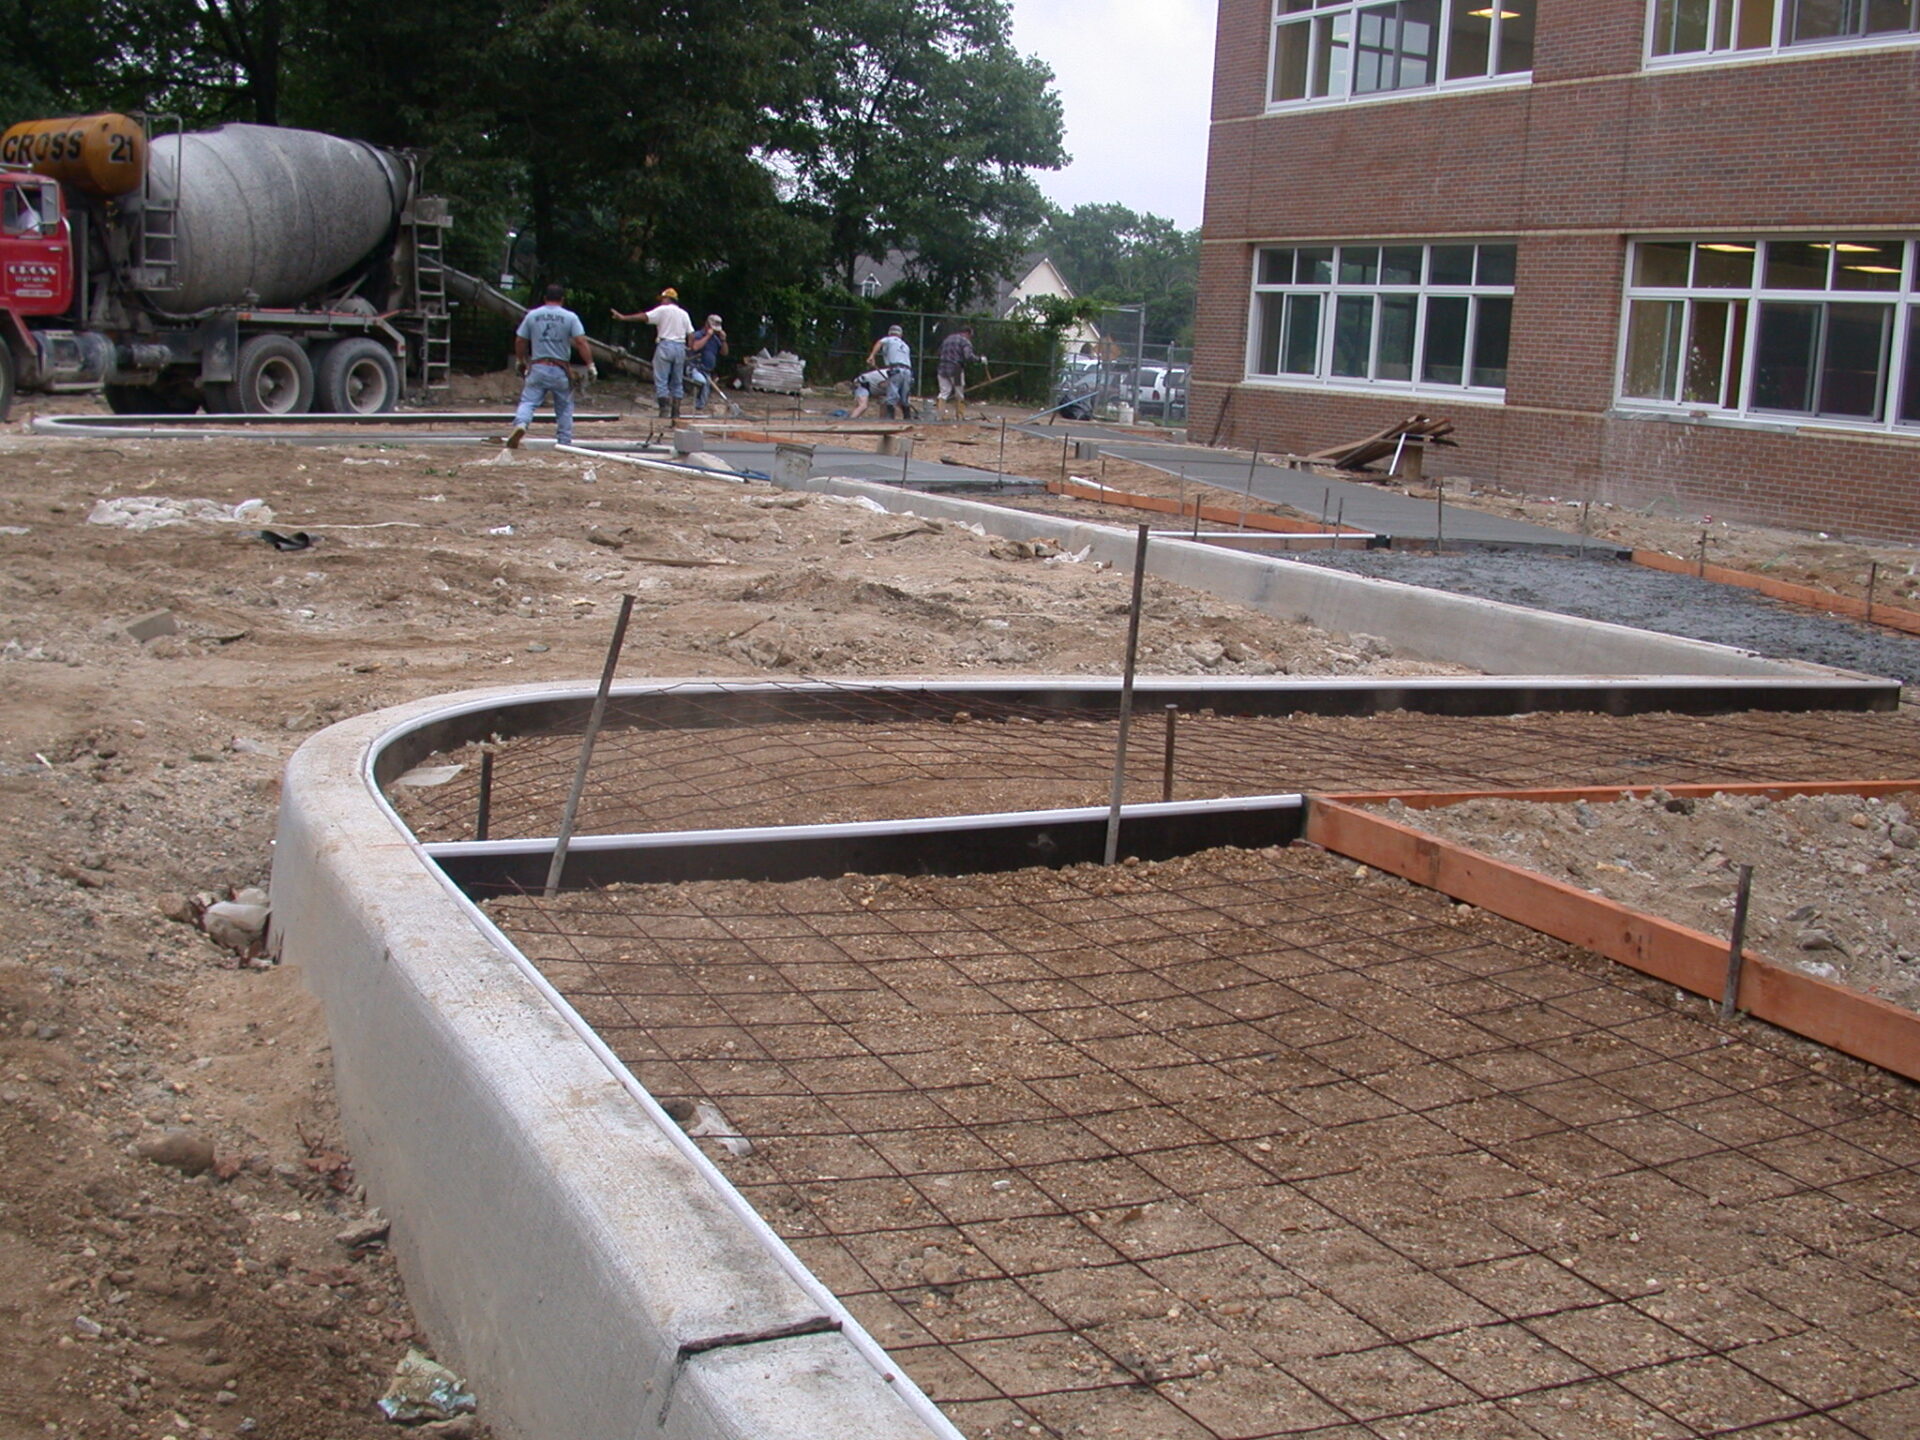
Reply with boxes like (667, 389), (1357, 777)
(514, 363), (575, 444)
(654, 340), (686, 399)
(886, 365), (911, 414)
(687, 367), (711, 410)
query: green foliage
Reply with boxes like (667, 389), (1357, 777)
(1040, 202), (1198, 349)
(2, 0), (1073, 358)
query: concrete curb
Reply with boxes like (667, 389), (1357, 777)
(271, 687), (957, 1440)
(778, 473), (1858, 680)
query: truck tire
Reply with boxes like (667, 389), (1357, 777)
(229, 335), (315, 415)
(315, 338), (399, 414)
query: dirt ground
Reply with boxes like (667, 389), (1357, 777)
(0, 381), (1915, 1439)
(1379, 789), (1920, 1010)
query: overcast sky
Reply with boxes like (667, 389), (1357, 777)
(1008, 0), (1217, 232)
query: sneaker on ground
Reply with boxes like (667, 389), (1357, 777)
(505, 424), (526, 449)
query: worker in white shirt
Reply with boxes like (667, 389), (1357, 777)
(614, 286), (694, 419)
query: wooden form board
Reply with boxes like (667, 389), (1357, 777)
(1045, 478), (1355, 536)
(1305, 785), (1920, 1084)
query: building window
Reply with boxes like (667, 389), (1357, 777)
(1249, 241), (1516, 393)
(1618, 236), (1920, 428)
(1650, 0), (1920, 58)
(1268, 0), (1535, 106)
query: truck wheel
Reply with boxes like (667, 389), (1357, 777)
(316, 338), (399, 414)
(230, 336), (315, 415)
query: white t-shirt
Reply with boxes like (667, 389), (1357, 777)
(646, 303), (694, 343)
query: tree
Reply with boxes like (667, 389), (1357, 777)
(781, 0), (1066, 311)
(1040, 202), (1198, 349)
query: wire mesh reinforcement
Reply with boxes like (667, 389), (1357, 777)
(486, 845), (1920, 1440)
(395, 692), (1920, 843)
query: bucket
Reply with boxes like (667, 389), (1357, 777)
(1116, 402), (1134, 425)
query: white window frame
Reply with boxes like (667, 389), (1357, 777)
(1246, 240), (1517, 399)
(1645, 0), (1920, 66)
(1614, 235), (1920, 434)
(1266, 0), (1536, 111)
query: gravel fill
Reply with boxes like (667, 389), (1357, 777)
(1292, 549), (1920, 685)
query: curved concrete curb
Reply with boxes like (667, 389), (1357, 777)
(271, 684), (957, 1440)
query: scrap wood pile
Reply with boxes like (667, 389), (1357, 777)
(1305, 414), (1456, 473)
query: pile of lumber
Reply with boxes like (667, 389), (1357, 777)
(1305, 415), (1456, 472)
(742, 350), (806, 394)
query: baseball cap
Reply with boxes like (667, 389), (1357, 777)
(708, 314), (723, 325)
(887, 324), (903, 336)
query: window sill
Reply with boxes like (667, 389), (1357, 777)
(1262, 73), (1532, 117)
(1644, 33), (1920, 74)
(1244, 375), (1507, 405)
(1608, 403), (1920, 439)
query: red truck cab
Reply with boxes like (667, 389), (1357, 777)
(0, 169), (73, 317)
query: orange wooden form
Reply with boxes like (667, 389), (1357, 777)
(1633, 548), (1920, 636)
(1046, 478), (1352, 536)
(1306, 791), (1920, 1084)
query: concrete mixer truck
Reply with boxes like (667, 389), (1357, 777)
(0, 113), (454, 418)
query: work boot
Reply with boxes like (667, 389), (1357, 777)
(505, 423), (526, 449)
(656, 397), (670, 418)
(670, 398), (681, 420)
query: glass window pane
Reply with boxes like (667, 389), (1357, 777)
(1899, 307), (1920, 422)
(1259, 249), (1295, 286)
(1496, 0), (1536, 71)
(1834, 240), (1905, 291)
(1694, 242), (1756, 288)
(1255, 293), (1286, 374)
(1340, 246), (1381, 284)
(1423, 295), (1470, 384)
(1355, 2), (1441, 93)
(1752, 302), (1821, 412)
(1283, 293), (1323, 373)
(1634, 242), (1692, 287)
(1863, 0), (1916, 34)
(1446, 0), (1492, 76)
(1381, 245), (1423, 284)
(1333, 296), (1375, 376)
(1683, 299), (1737, 405)
(1298, 246), (1335, 283)
(1273, 18), (1313, 101)
(1653, 0), (1712, 54)
(1429, 245), (1475, 285)
(1469, 296), (1512, 387)
(1765, 241), (1830, 289)
(1733, 0), (1776, 45)
(1624, 299), (1685, 400)
(1378, 294), (1417, 380)
(1819, 302), (1891, 416)
(1477, 243), (1517, 286)
(1317, 12), (1354, 96)
(1791, 0), (1854, 40)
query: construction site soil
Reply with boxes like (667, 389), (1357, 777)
(3, 384), (1919, 1440)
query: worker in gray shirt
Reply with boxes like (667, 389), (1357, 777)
(507, 283), (594, 448)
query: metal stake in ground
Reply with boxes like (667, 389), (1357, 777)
(997, 417), (1007, 488)
(1241, 446), (1259, 532)
(1161, 704), (1178, 803)
(1719, 863), (1756, 1020)
(475, 749), (494, 842)
(1104, 525), (1151, 866)
(1435, 480), (1445, 554)
(544, 593), (637, 898)
(1868, 561), (1880, 626)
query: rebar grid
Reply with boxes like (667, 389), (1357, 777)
(397, 695), (1920, 843)
(487, 845), (1920, 1440)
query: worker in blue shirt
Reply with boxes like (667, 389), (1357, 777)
(507, 284), (594, 448)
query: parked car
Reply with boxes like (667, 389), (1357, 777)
(1128, 365), (1189, 418)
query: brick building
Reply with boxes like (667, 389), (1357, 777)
(1196, 1), (1920, 543)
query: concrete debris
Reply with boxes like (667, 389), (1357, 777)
(336, 1213), (391, 1249)
(124, 610), (179, 644)
(87, 496), (274, 531)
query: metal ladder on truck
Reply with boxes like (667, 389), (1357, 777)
(133, 114), (183, 294)
(406, 195), (453, 398)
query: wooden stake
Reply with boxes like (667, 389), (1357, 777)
(1104, 525), (1151, 866)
